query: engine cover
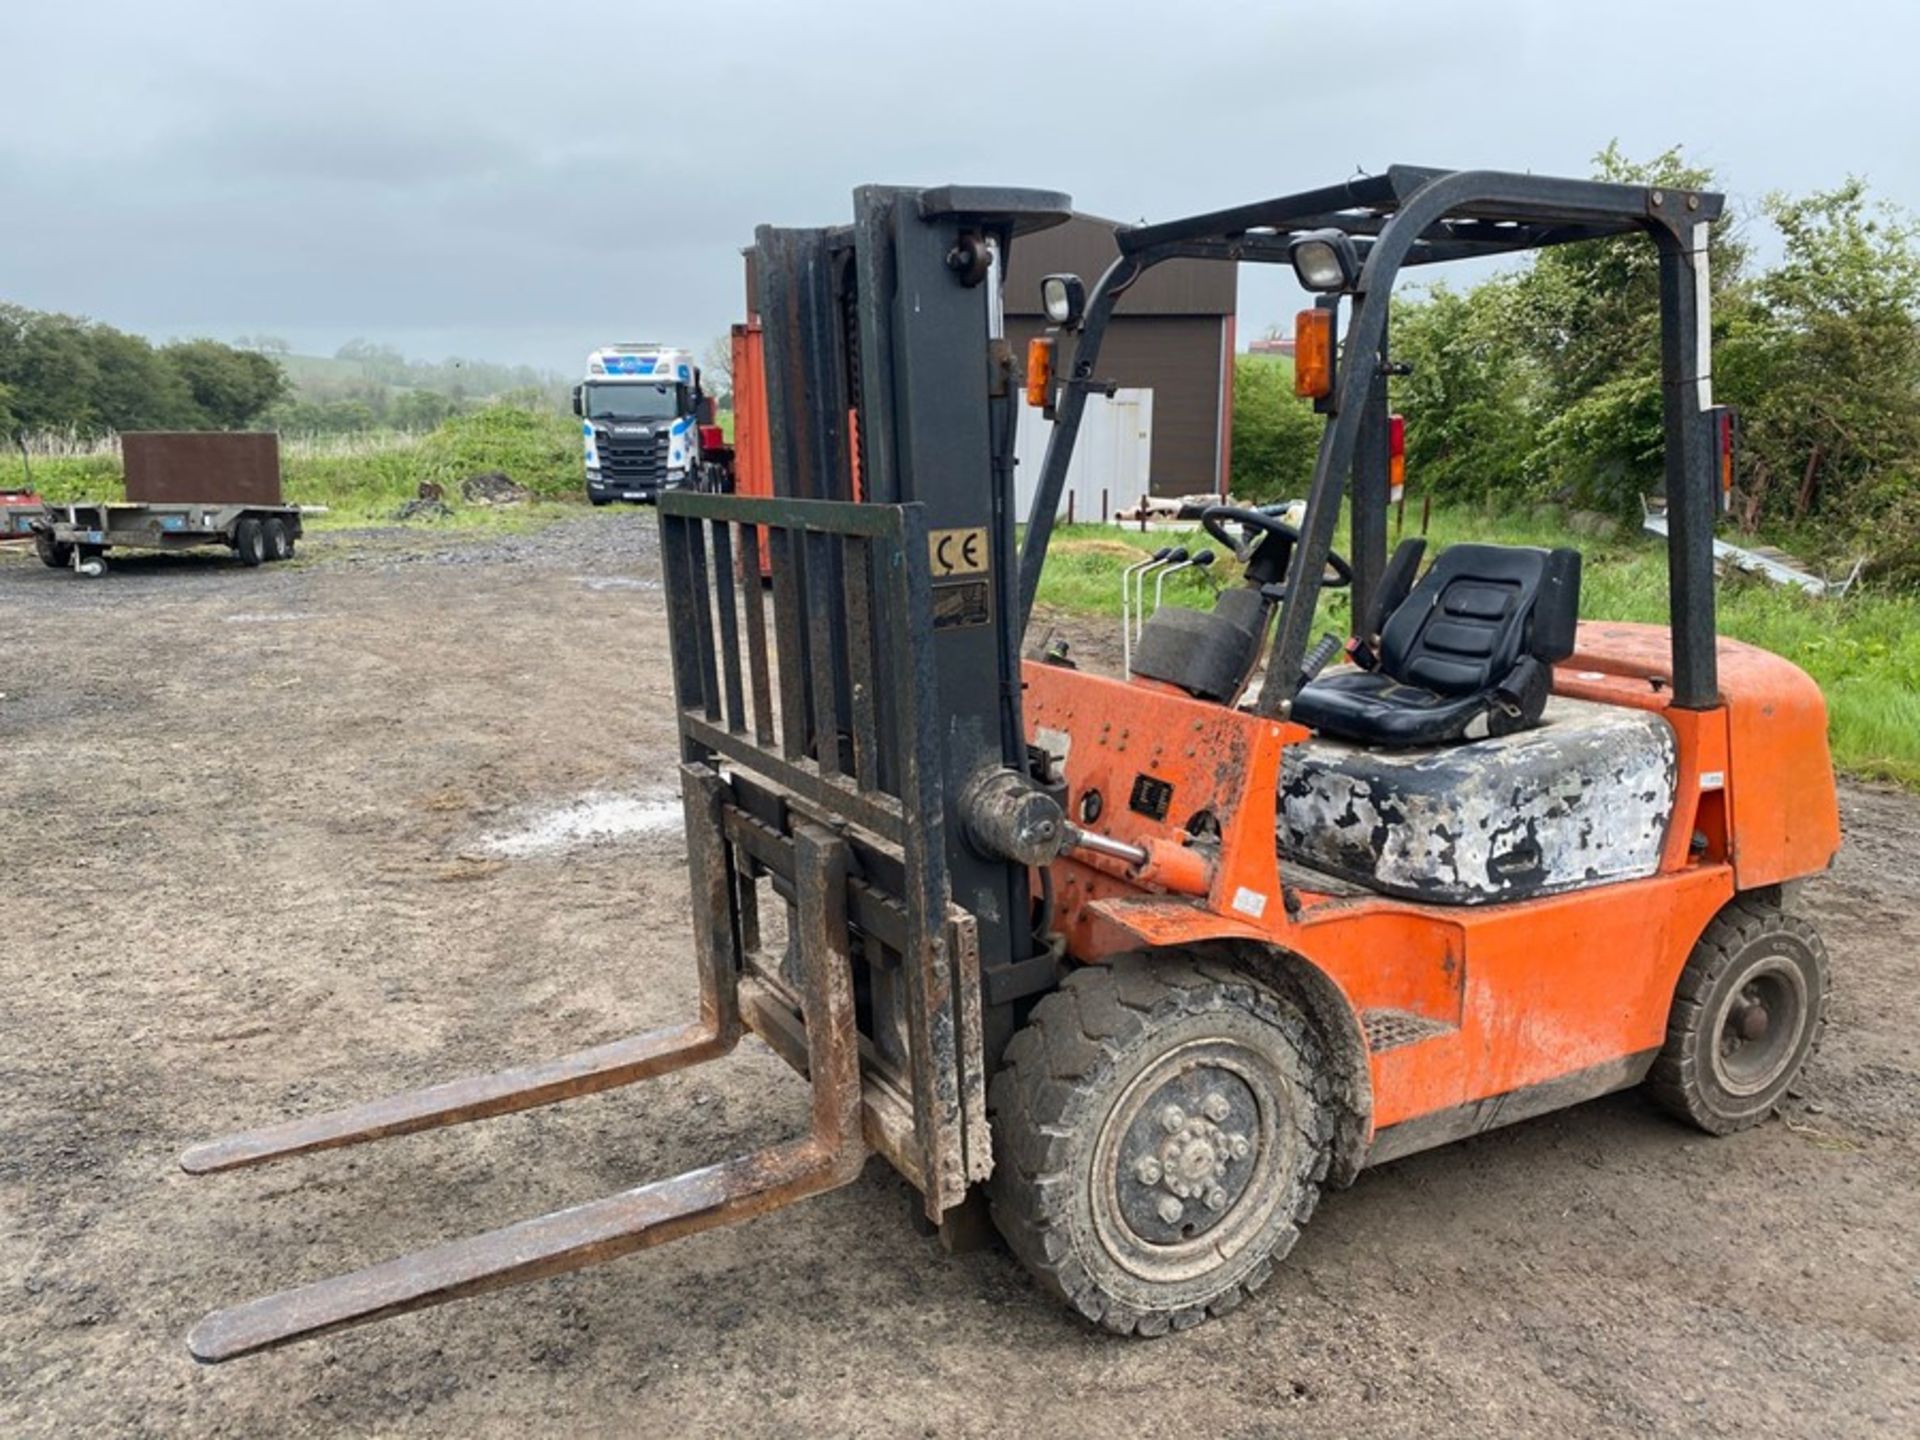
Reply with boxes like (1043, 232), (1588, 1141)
(1278, 696), (1677, 905)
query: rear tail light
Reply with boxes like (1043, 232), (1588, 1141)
(1712, 406), (1737, 513)
(1388, 413), (1406, 502)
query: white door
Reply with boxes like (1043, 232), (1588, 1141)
(1013, 387), (1153, 523)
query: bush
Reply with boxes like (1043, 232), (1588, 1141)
(1390, 282), (1541, 504)
(411, 406), (581, 499)
(1230, 356), (1320, 502)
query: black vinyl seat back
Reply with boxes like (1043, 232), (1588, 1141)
(1291, 542), (1582, 748)
(1383, 545), (1565, 695)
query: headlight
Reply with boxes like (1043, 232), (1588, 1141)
(1040, 273), (1085, 327)
(1288, 229), (1361, 293)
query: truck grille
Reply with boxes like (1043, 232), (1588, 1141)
(599, 432), (671, 484)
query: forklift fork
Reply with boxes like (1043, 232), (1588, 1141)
(182, 783), (866, 1363)
(184, 491), (991, 1361)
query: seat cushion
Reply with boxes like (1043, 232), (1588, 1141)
(1288, 668), (1492, 747)
(1278, 696), (1678, 905)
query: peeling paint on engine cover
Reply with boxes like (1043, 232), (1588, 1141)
(1279, 697), (1677, 905)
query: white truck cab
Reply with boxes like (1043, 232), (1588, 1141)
(572, 344), (706, 505)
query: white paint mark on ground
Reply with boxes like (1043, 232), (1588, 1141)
(576, 575), (658, 592)
(223, 612), (322, 624)
(478, 791), (683, 858)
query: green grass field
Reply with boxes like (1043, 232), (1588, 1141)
(9, 407), (587, 529)
(13, 409), (1913, 787)
(1035, 511), (1920, 789)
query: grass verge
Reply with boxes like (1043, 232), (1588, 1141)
(1035, 509), (1920, 789)
(7, 407), (589, 530)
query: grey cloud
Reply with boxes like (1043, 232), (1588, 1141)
(1, 0), (1912, 371)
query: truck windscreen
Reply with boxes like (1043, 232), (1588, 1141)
(585, 382), (681, 421)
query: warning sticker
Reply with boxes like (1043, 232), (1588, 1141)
(1230, 887), (1268, 919)
(931, 578), (992, 630)
(929, 527), (989, 577)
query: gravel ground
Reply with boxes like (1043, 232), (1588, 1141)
(3, 514), (1916, 1438)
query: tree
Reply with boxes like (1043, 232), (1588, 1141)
(1230, 356), (1321, 501)
(3, 308), (101, 432)
(161, 339), (288, 428)
(87, 325), (200, 431)
(1389, 281), (1541, 503)
(702, 335), (733, 407)
(1506, 143), (1748, 516)
(1719, 181), (1920, 564)
(391, 388), (459, 431)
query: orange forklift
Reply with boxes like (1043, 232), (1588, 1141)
(183, 168), (1838, 1355)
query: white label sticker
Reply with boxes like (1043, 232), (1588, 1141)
(1700, 770), (1725, 790)
(1231, 886), (1268, 919)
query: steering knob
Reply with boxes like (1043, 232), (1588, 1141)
(1190, 550), (1216, 567)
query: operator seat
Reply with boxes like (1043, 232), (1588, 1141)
(1291, 540), (1582, 747)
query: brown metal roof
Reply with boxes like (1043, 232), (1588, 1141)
(1004, 213), (1237, 317)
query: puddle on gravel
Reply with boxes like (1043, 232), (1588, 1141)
(477, 791), (682, 857)
(575, 575), (658, 592)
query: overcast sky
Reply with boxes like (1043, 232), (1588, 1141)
(4, 0), (1913, 374)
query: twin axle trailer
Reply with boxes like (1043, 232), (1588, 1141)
(34, 499), (304, 577)
(26, 430), (307, 578)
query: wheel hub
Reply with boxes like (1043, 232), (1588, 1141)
(1115, 1067), (1259, 1245)
(1710, 960), (1807, 1097)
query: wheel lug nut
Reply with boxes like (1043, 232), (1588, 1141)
(1159, 1105), (1186, 1134)
(1201, 1092), (1231, 1123)
(1205, 1187), (1228, 1211)
(1134, 1157), (1162, 1186)
(1228, 1134), (1250, 1160)
(1157, 1195), (1184, 1225)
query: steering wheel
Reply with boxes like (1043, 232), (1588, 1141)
(1200, 505), (1352, 590)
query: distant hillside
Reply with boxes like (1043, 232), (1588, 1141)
(262, 340), (570, 435)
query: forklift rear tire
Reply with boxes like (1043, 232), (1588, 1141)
(34, 530), (72, 569)
(1649, 897), (1830, 1136)
(235, 517), (266, 567)
(988, 953), (1333, 1336)
(264, 517), (294, 561)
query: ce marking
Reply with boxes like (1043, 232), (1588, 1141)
(928, 526), (989, 577)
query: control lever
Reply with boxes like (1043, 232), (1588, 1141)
(1152, 549), (1216, 619)
(1134, 547), (1188, 645)
(1121, 547), (1172, 680)
(1299, 632), (1343, 685)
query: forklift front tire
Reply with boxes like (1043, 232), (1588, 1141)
(988, 953), (1333, 1336)
(1649, 897), (1830, 1136)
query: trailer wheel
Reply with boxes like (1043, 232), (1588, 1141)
(989, 953), (1332, 1336)
(75, 547), (107, 579)
(235, 517), (266, 567)
(1649, 897), (1829, 1136)
(263, 517), (294, 561)
(34, 530), (72, 569)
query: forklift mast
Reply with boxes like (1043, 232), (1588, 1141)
(742, 186), (1075, 1033)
